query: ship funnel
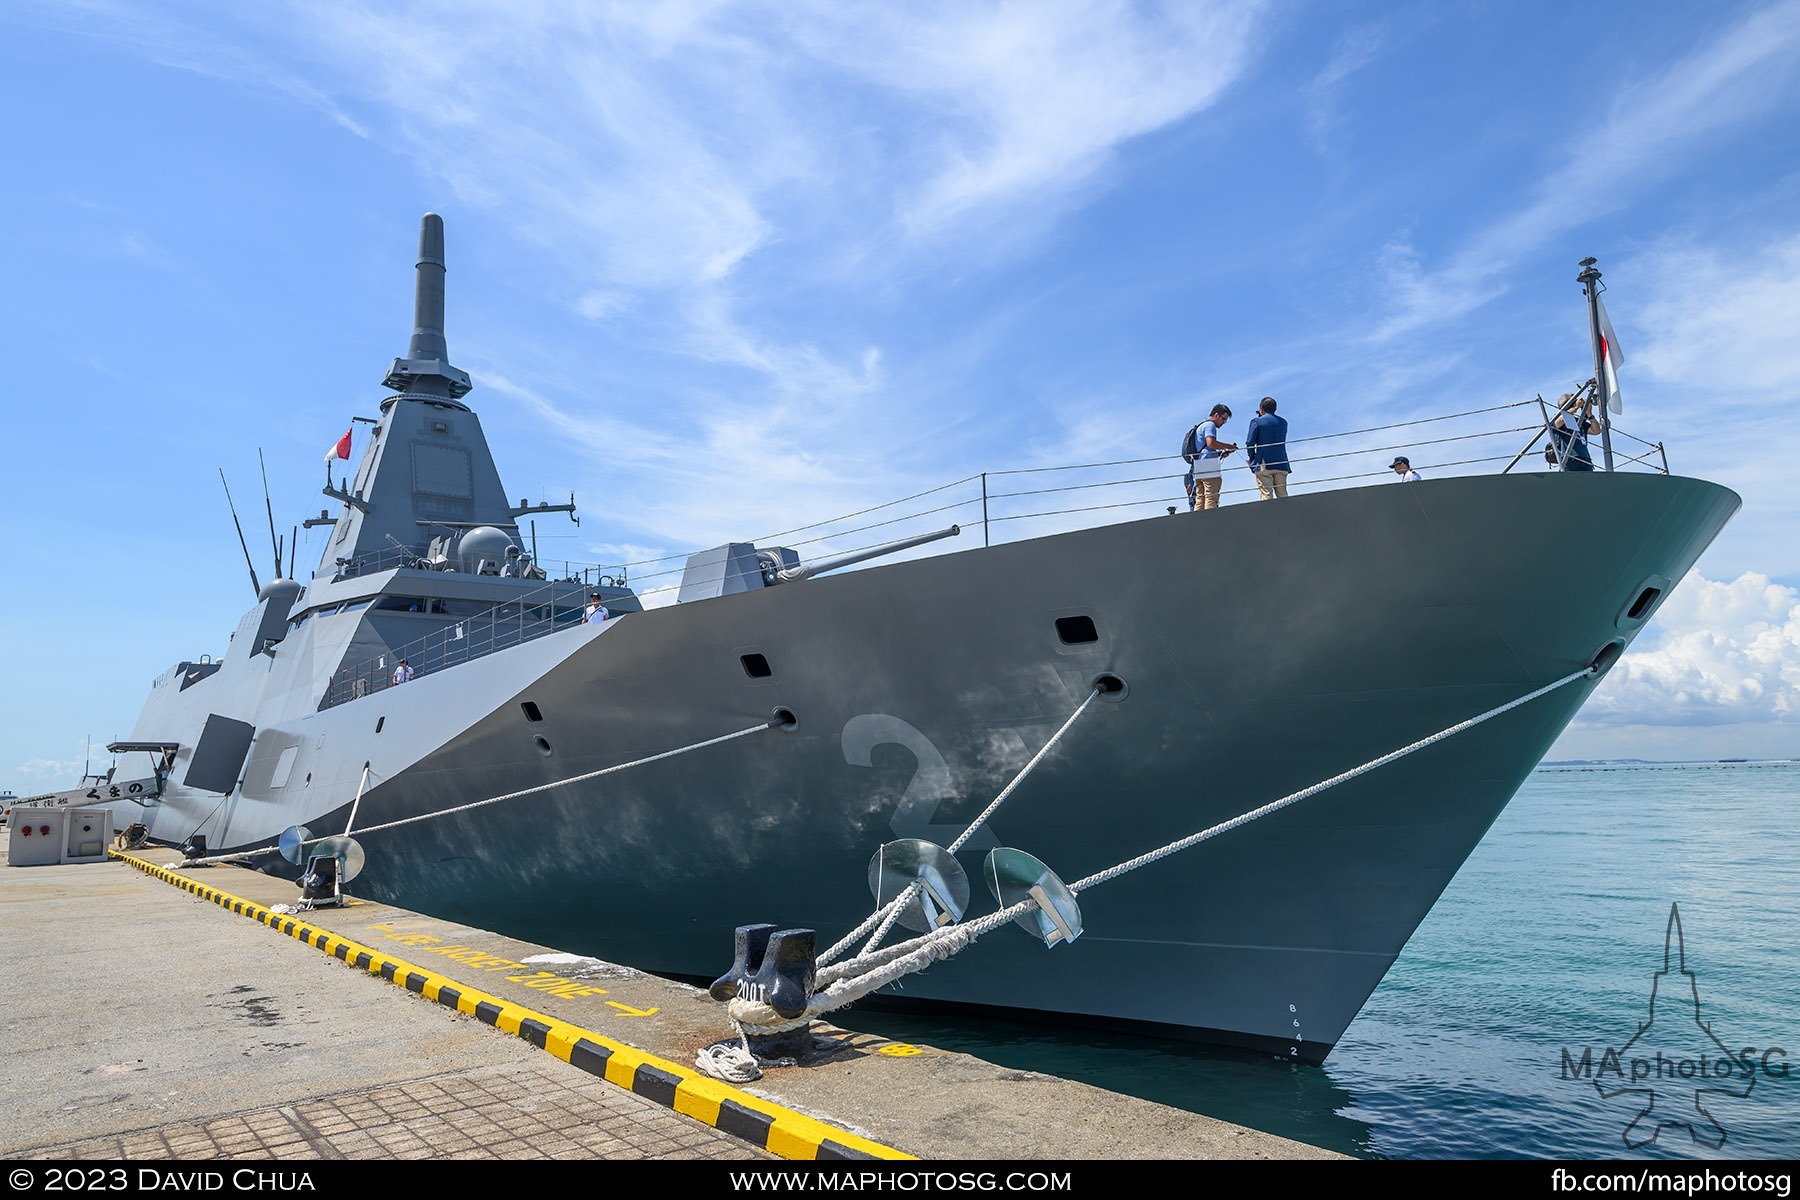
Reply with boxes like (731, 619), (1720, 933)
(381, 212), (474, 403)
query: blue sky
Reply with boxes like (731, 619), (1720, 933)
(3, 0), (1798, 789)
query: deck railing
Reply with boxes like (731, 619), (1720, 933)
(316, 393), (1665, 709)
(320, 593), (589, 709)
(578, 393), (1668, 612)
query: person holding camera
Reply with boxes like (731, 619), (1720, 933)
(1188, 404), (1238, 510)
(1548, 392), (1601, 471)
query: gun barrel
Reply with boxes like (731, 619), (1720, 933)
(775, 525), (961, 583)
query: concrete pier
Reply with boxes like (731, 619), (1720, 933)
(0, 842), (1344, 1163)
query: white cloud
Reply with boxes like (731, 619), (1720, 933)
(17, 0), (371, 136)
(1583, 572), (1800, 726)
(1303, 23), (1388, 156)
(12, 757), (86, 787)
(43, 1), (1271, 512)
(576, 290), (636, 322)
(794, 2), (1267, 237)
(1631, 233), (1800, 397)
(1374, 0), (1800, 339)
(1601, 230), (1800, 580)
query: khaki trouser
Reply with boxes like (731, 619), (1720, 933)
(1255, 469), (1289, 500)
(1191, 473), (1222, 510)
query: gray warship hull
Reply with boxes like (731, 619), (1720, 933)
(132, 467), (1738, 1062)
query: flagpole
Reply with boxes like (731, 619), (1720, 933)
(1577, 257), (1615, 471)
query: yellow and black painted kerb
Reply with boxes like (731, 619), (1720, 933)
(111, 850), (913, 1161)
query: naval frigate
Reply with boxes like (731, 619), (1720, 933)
(113, 215), (1738, 1063)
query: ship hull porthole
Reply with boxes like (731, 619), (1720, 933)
(534, 735), (554, 757)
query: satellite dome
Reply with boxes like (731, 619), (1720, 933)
(458, 526), (515, 574)
(258, 578), (304, 611)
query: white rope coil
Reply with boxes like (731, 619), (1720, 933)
(695, 1039), (764, 1083)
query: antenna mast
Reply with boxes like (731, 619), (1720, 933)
(1577, 257), (1616, 472)
(380, 213), (472, 404)
(220, 469), (263, 598)
(259, 449), (283, 581)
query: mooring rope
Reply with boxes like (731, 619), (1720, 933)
(173, 718), (781, 869)
(698, 684), (1108, 1082)
(721, 665), (1598, 1042)
(324, 719), (779, 840)
(818, 683), (1107, 968)
(343, 763), (373, 837)
(1066, 666), (1595, 893)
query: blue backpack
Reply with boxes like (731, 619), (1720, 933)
(1181, 423), (1202, 465)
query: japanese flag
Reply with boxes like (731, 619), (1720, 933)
(326, 428), (352, 462)
(1596, 297), (1625, 413)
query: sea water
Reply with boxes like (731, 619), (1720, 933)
(832, 761), (1800, 1160)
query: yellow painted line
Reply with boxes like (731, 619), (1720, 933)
(110, 849), (912, 1160)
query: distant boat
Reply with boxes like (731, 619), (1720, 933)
(94, 217), (1739, 1063)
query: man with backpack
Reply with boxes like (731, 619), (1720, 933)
(1182, 404), (1237, 511)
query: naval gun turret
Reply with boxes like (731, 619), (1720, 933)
(677, 525), (960, 603)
